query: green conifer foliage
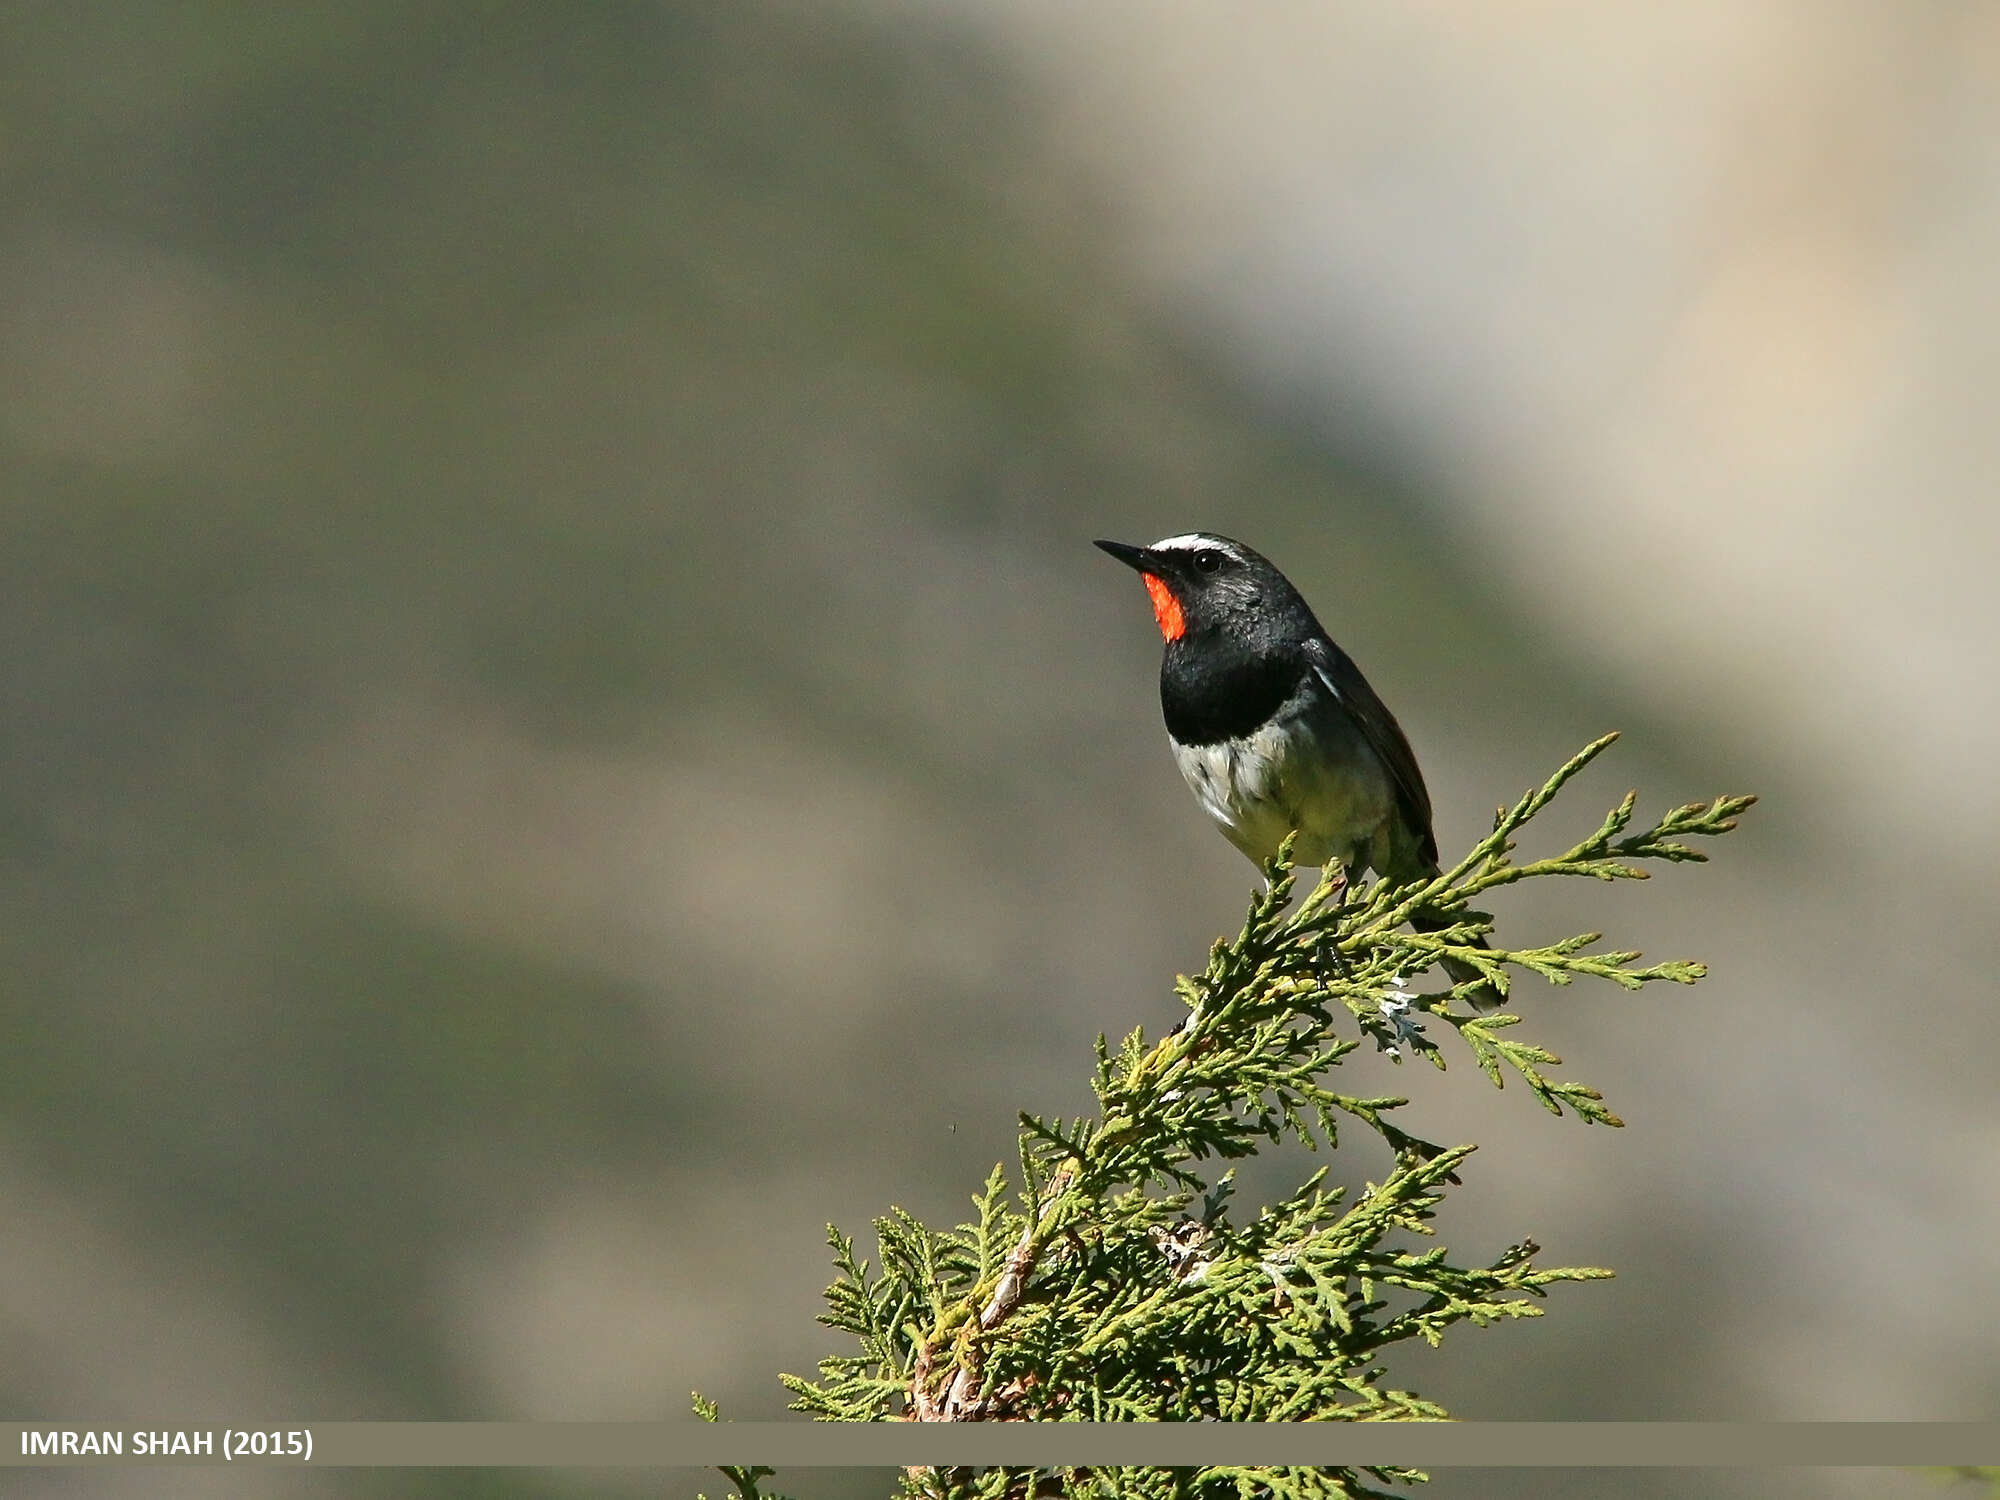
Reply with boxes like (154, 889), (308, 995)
(757, 736), (1754, 1498)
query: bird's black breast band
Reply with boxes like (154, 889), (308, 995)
(1159, 643), (1307, 746)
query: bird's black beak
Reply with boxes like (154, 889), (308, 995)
(1094, 539), (1159, 574)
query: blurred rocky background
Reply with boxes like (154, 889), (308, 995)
(2, 4), (1994, 1499)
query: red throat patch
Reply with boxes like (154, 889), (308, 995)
(1142, 573), (1186, 641)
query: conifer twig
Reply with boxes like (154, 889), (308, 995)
(773, 737), (1753, 1500)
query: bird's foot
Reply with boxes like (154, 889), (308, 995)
(1313, 934), (1354, 996)
(1312, 864), (1351, 996)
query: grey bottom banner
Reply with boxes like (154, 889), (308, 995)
(2, 1422), (1996, 1468)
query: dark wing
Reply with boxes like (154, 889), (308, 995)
(1304, 638), (1439, 871)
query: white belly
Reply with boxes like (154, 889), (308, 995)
(1172, 712), (1395, 873)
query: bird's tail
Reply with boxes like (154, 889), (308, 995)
(1409, 908), (1506, 1013)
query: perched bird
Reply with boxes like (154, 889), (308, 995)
(1095, 532), (1501, 1010)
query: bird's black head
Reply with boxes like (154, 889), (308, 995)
(1093, 533), (1320, 653)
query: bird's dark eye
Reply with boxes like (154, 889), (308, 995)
(1192, 549), (1224, 574)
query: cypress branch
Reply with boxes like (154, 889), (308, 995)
(750, 739), (1752, 1498)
